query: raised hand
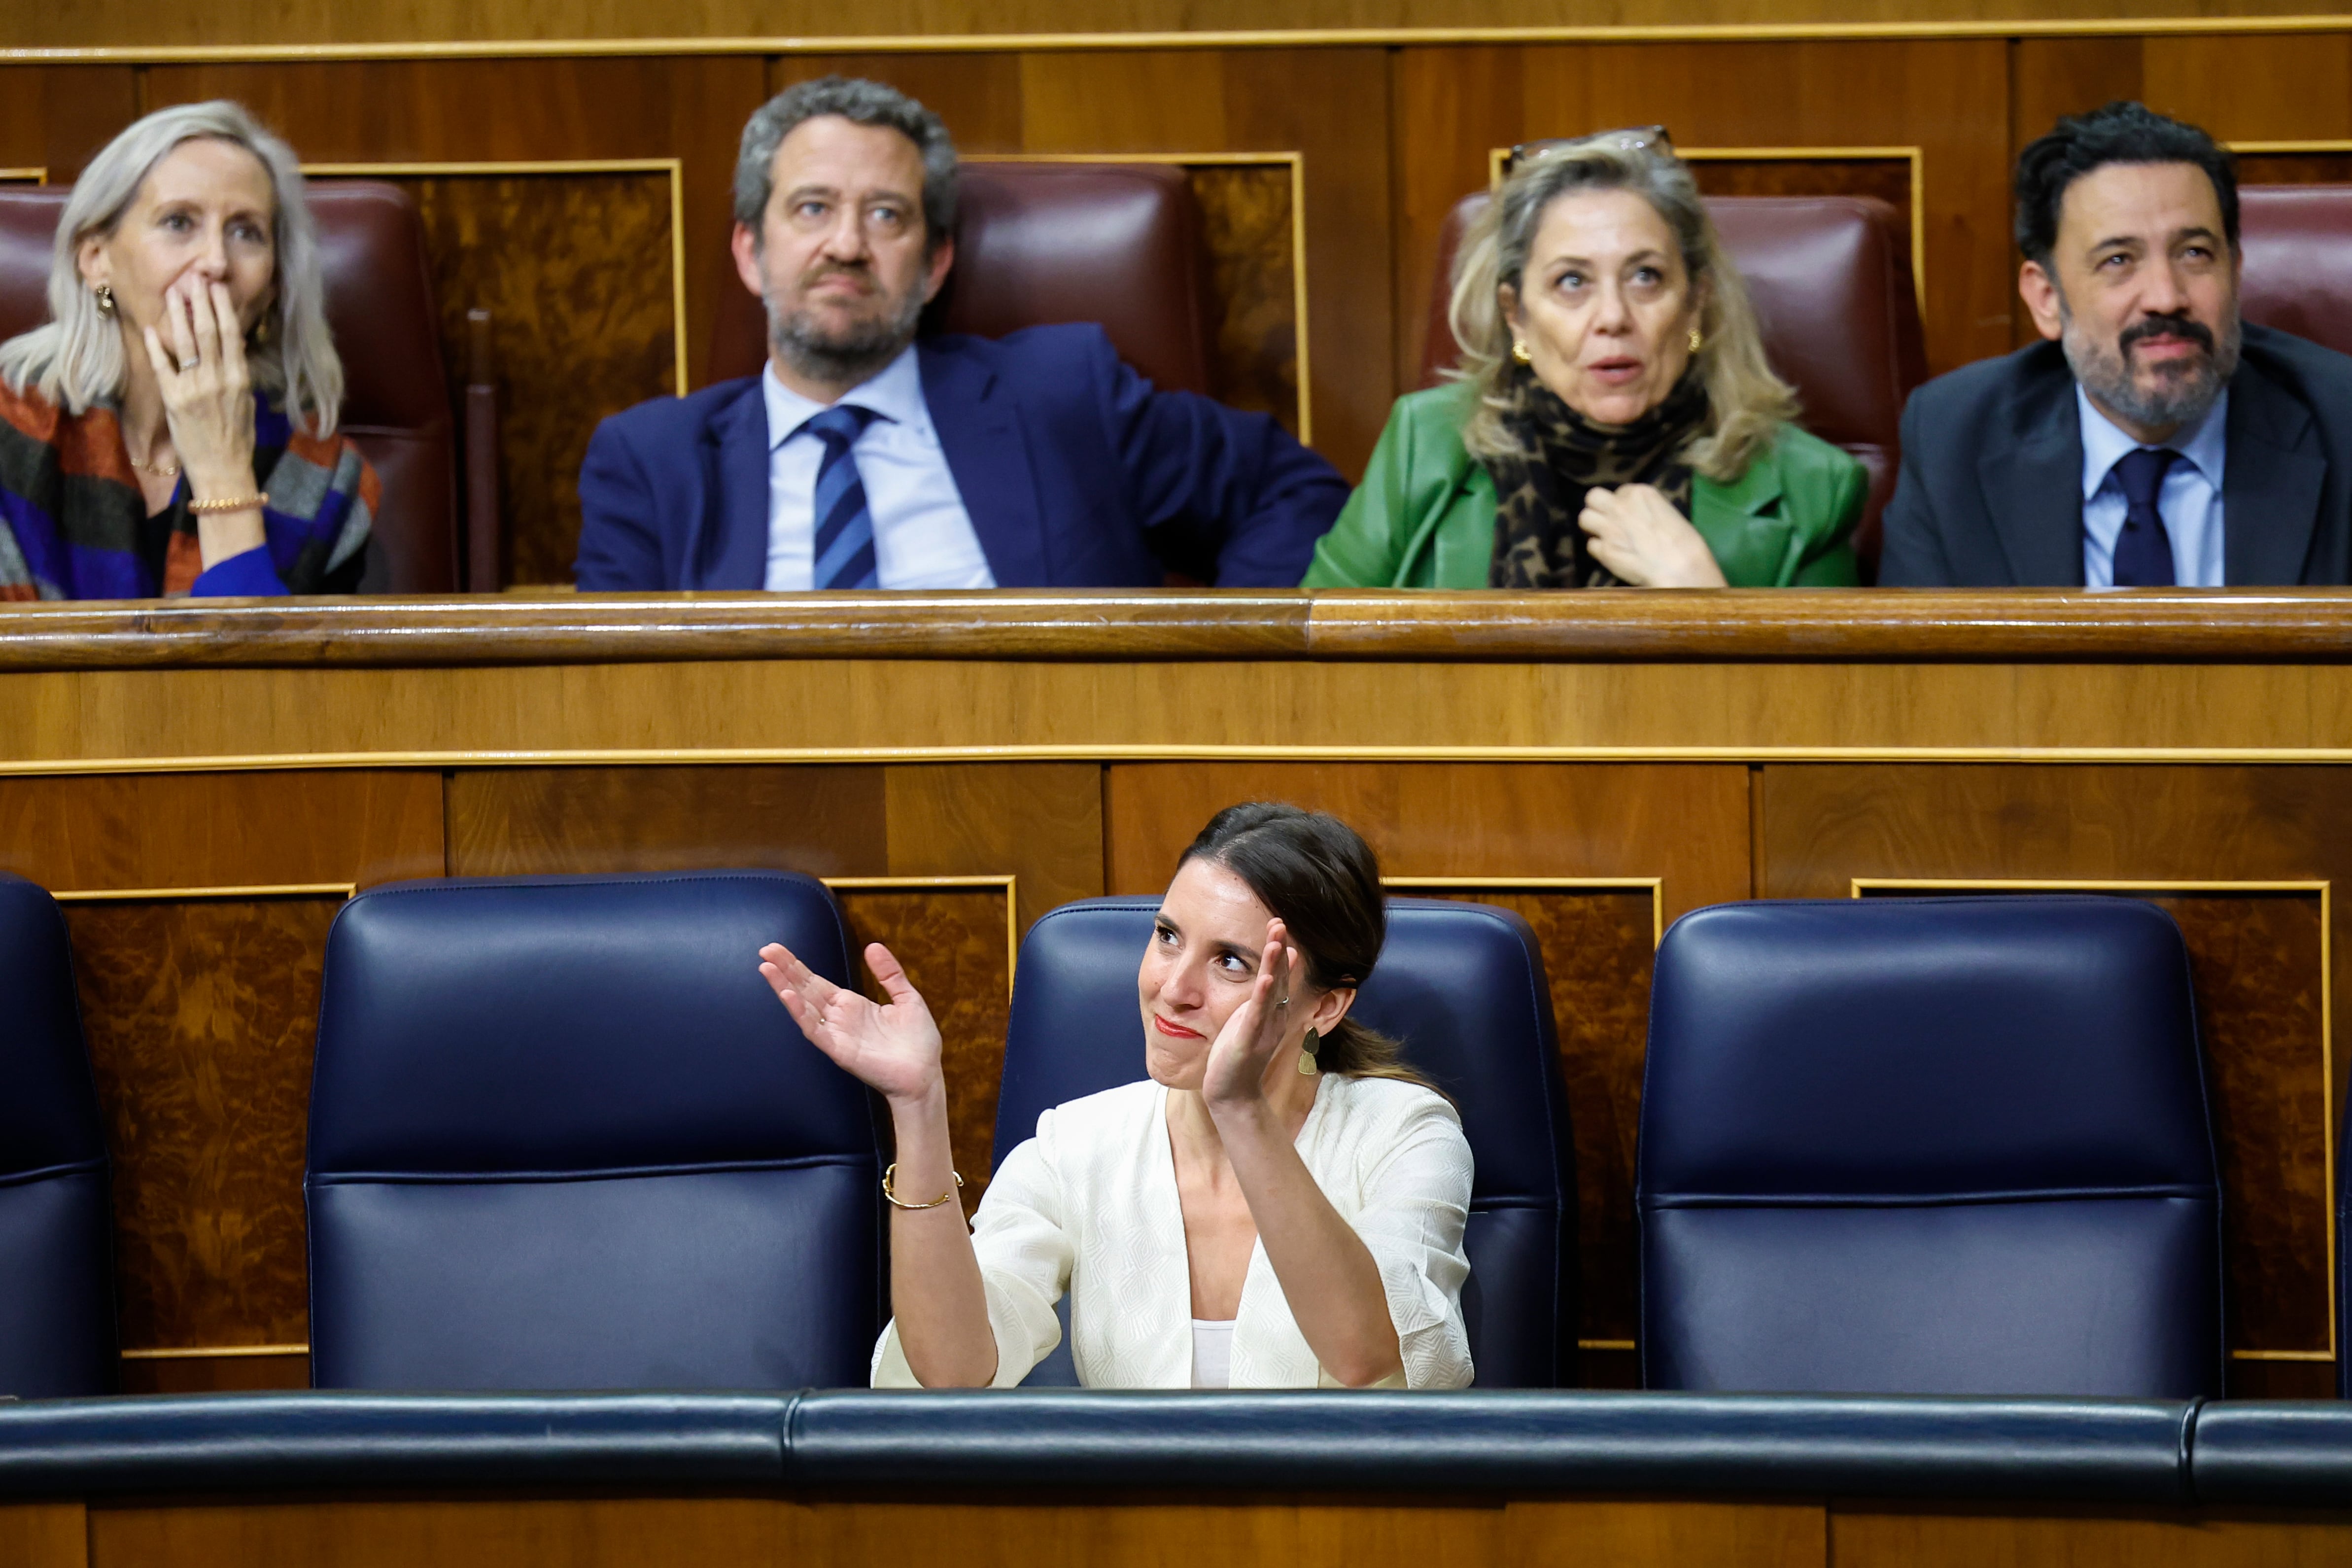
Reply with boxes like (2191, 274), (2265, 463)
(759, 940), (943, 1106)
(1199, 918), (1300, 1113)
(143, 278), (260, 494)
(1579, 482), (1728, 588)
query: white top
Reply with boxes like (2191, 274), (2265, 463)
(872, 1073), (1477, 1390)
(1190, 1319), (1236, 1389)
(760, 350), (996, 591)
(2077, 383), (2228, 589)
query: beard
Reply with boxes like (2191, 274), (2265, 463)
(2058, 288), (2241, 434)
(764, 260), (927, 386)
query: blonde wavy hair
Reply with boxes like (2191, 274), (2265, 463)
(1448, 136), (1796, 484)
(0, 101), (344, 435)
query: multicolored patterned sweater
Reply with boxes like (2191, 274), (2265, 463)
(0, 380), (378, 599)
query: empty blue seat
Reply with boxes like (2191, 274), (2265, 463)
(1638, 896), (2222, 1397)
(993, 895), (1576, 1388)
(0, 875), (116, 1399)
(307, 871), (884, 1391)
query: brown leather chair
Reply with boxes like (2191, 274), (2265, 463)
(709, 161), (1212, 395)
(1422, 191), (1928, 579)
(0, 181), (466, 593)
(2239, 185), (2352, 359)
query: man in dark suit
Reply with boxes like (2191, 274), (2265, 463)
(575, 77), (1345, 592)
(1880, 101), (2352, 588)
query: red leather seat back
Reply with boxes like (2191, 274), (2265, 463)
(2239, 185), (2352, 358)
(1422, 192), (1927, 579)
(0, 181), (456, 592)
(709, 161), (1212, 395)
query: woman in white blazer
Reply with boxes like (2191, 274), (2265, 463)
(759, 802), (1476, 1390)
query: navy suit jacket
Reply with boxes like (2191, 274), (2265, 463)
(574, 323), (1348, 590)
(1879, 322), (2352, 586)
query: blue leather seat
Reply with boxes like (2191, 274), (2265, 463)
(992, 895), (1576, 1388)
(307, 871), (884, 1391)
(0, 875), (116, 1399)
(1638, 896), (2223, 1397)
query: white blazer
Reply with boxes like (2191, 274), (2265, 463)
(872, 1072), (1476, 1389)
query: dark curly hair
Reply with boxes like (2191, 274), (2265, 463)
(2014, 100), (2237, 268)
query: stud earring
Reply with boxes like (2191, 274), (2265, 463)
(252, 314), (271, 346)
(94, 283), (115, 316)
(1688, 326), (1704, 353)
(1297, 1026), (1321, 1077)
(1511, 340), (1532, 365)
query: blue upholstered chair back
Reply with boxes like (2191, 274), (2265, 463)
(1638, 896), (2223, 1397)
(307, 871), (885, 1391)
(992, 895), (1577, 1388)
(0, 875), (116, 1399)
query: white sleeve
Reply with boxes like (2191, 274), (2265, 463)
(870, 1111), (1074, 1388)
(1351, 1091), (1476, 1390)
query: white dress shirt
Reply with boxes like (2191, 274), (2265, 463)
(760, 348), (996, 591)
(2078, 383), (2229, 588)
(871, 1074), (1477, 1390)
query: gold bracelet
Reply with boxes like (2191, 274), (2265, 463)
(187, 492), (268, 515)
(881, 1162), (964, 1211)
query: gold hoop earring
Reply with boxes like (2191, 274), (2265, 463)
(1511, 340), (1532, 365)
(94, 283), (115, 316)
(1688, 326), (1704, 353)
(1297, 1026), (1321, 1077)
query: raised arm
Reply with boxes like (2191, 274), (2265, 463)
(1198, 922), (1406, 1388)
(758, 939), (997, 1387)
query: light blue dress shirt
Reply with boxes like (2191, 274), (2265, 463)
(2077, 383), (2228, 588)
(761, 348), (997, 591)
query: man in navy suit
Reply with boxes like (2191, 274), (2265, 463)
(575, 77), (1347, 592)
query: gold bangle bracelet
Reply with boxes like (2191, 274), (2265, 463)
(187, 492), (268, 515)
(881, 1162), (965, 1211)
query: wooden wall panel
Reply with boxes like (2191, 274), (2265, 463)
(1763, 764), (2352, 1396)
(66, 894), (341, 1357)
(1833, 1508), (2352, 1567)
(0, 66), (139, 182)
(1391, 40), (2012, 383)
(0, 1504), (86, 1568)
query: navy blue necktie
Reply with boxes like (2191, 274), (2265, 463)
(805, 404), (882, 591)
(2110, 445), (2180, 588)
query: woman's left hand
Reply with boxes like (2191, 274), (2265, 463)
(1200, 918), (1299, 1115)
(1579, 483), (1728, 588)
(143, 277), (260, 508)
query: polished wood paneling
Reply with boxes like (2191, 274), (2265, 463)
(837, 886), (1013, 1211)
(1833, 1508), (2352, 1567)
(1768, 764), (2352, 1392)
(0, 771), (443, 890)
(140, 57), (767, 392)
(0, 66), (138, 181)
(1390, 40), (2010, 383)
(877, 763), (1106, 933)
(0, 1505), (86, 1568)
(1194, 161), (1301, 434)
(118, 1350), (310, 1394)
(66, 894), (342, 1352)
(1510, 1499), (1824, 1567)
(380, 172), (677, 586)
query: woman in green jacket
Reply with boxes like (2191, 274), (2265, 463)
(1305, 129), (1863, 590)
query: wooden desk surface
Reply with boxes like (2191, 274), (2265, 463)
(1, 591), (2345, 1399)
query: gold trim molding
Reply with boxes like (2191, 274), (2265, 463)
(1854, 875), (2337, 1366)
(13, 17), (2352, 65)
(50, 881), (356, 902)
(120, 1343), (308, 1361)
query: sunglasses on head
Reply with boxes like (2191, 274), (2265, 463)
(1506, 125), (1674, 174)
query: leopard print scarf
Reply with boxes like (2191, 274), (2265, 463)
(1483, 362), (1711, 589)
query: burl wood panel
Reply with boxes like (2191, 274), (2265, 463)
(1764, 764), (2352, 1394)
(836, 887), (1014, 1214)
(0, 771), (443, 892)
(1413, 889), (1655, 1359)
(1192, 162), (1300, 435)
(1833, 1508), (2352, 1568)
(374, 172), (677, 587)
(65, 896), (343, 1351)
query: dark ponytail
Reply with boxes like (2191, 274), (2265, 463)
(1179, 802), (1428, 1086)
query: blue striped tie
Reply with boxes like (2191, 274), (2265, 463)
(806, 404), (882, 591)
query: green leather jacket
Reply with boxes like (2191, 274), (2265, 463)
(1303, 384), (1865, 588)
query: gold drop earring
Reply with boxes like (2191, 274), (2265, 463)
(1511, 340), (1532, 365)
(1688, 326), (1704, 353)
(1298, 1026), (1321, 1076)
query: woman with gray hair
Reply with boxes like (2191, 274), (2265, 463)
(0, 101), (375, 599)
(1304, 129), (1861, 589)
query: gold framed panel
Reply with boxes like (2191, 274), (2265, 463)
(974, 152), (1311, 445)
(822, 872), (1020, 995)
(1487, 143), (1927, 310)
(1852, 875), (2337, 1365)
(0, 168), (46, 183)
(300, 158), (691, 396)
